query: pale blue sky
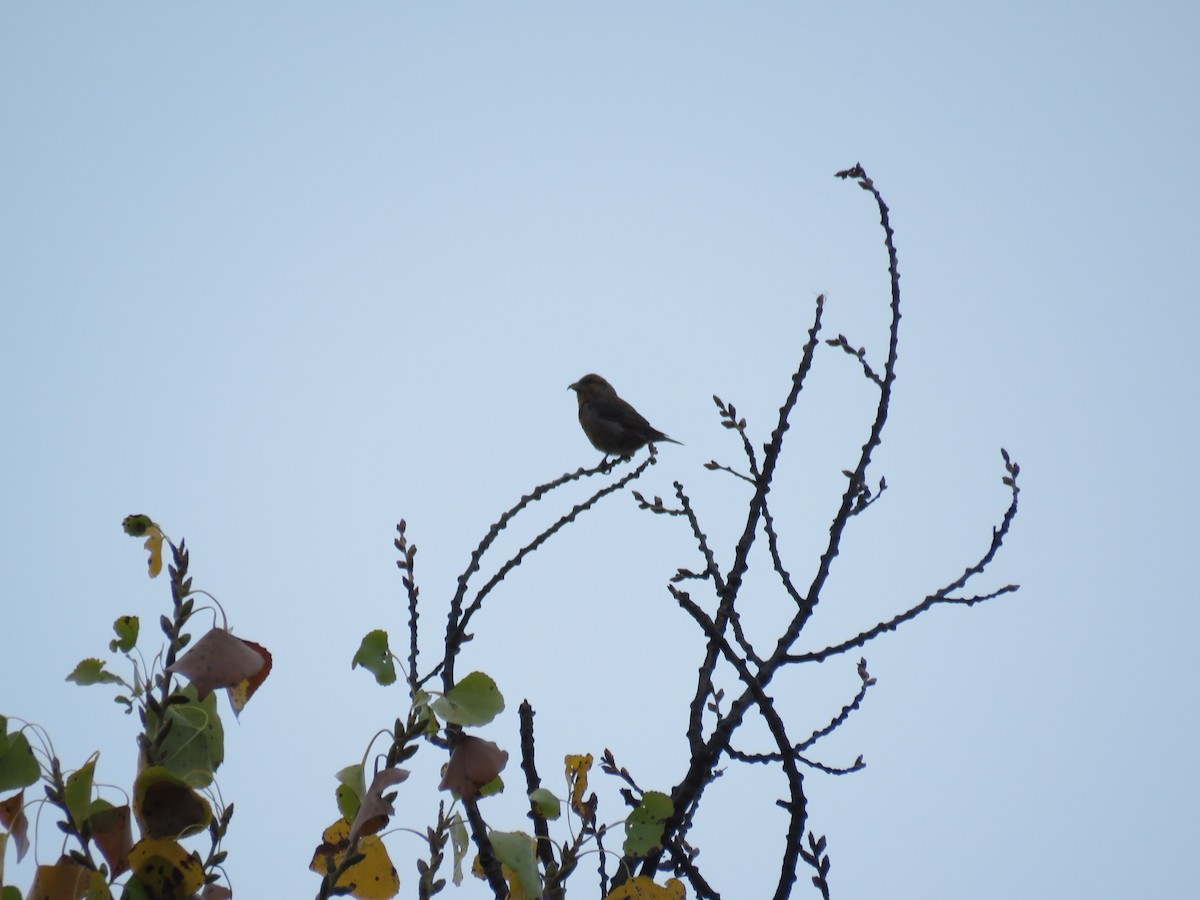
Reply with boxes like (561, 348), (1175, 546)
(2, 3), (1197, 898)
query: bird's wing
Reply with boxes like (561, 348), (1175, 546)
(588, 395), (655, 432)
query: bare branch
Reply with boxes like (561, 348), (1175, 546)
(518, 701), (557, 873)
(441, 457), (634, 679)
(703, 459), (756, 484)
(712, 394), (761, 478)
(826, 333), (883, 386)
(631, 490), (686, 516)
(762, 495), (807, 609)
(439, 453), (655, 688)
(666, 587), (809, 900)
(798, 831), (832, 900)
(395, 520), (421, 692)
(795, 170), (904, 631)
(725, 659), (873, 779)
(791, 453), (1020, 663)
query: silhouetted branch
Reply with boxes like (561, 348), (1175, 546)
(798, 658), (875, 752)
(798, 831), (832, 900)
(673, 483), (761, 675)
(763, 495), (807, 609)
(799, 756), (865, 776)
(796, 169), (902, 632)
(726, 658), (874, 769)
(612, 167), (1021, 900)
(789, 456), (1020, 664)
(681, 293), (827, 755)
(463, 796), (507, 895)
(663, 845), (720, 900)
(702, 459), (756, 484)
(631, 490), (686, 516)
(599, 748), (645, 800)
(665, 586), (809, 900)
(395, 520), (421, 691)
(437, 453), (655, 688)
(826, 333), (883, 386)
(789, 582), (1019, 666)
(518, 701), (557, 872)
(456, 455), (654, 643)
(713, 395), (761, 479)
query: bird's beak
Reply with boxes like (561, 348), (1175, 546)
(568, 381), (578, 392)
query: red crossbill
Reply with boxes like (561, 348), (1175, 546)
(568, 373), (682, 458)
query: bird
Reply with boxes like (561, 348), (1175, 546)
(568, 373), (681, 458)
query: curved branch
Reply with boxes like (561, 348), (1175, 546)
(452, 455), (654, 656)
(790, 456), (1020, 664)
(794, 167), (903, 632)
(438, 454), (653, 687)
(762, 494), (806, 609)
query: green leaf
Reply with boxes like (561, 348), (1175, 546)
(121, 874), (152, 900)
(623, 791), (674, 857)
(152, 687), (224, 788)
(411, 691), (439, 736)
(335, 764), (365, 824)
(65, 756), (98, 829)
(109, 616), (140, 653)
(489, 831), (541, 899)
(351, 630), (396, 686)
(1, 885), (24, 900)
(449, 813), (468, 887)
(0, 721), (39, 792)
(66, 659), (125, 687)
(121, 515), (164, 578)
(335, 785), (360, 826)
(430, 671), (504, 726)
(121, 515), (155, 537)
(529, 788), (561, 821)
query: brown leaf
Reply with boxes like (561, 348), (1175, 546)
(167, 628), (265, 700)
(348, 767), (410, 844)
(439, 736), (508, 800)
(0, 789), (29, 861)
(89, 803), (132, 877)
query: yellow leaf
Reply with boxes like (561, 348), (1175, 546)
(309, 819), (400, 900)
(128, 838), (206, 897)
(564, 753), (593, 814)
(85, 869), (114, 900)
(143, 525), (164, 578)
(604, 875), (688, 899)
(123, 515), (165, 577)
(470, 858), (534, 900)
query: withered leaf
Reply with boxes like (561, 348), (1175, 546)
(167, 628), (265, 700)
(438, 737), (508, 801)
(348, 767), (410, 844)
